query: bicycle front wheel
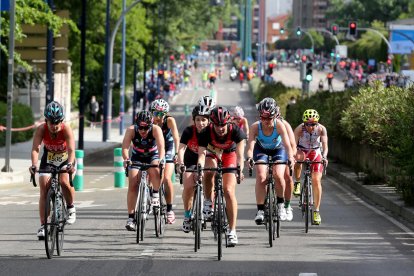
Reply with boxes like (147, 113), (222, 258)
(216, 189), (223, 261)
(55, 193), (66, 256)
(194, 185), (203, 252)
(44, 190), (57, 259)
(266, 185), (274, 247)
(304, 177), (310, 233)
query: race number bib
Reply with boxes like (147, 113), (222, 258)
(207, 144), (223, 157)
(47, 152), (68, 166)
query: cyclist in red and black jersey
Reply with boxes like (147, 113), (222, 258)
(197, 106), (246, 246)
(177, 105), (210, 233)
(30, 101), (76, 240)
(121, 111), (165, 231)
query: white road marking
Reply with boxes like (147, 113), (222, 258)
(141, 248), (154, 256)
(299, 274), (317, 276)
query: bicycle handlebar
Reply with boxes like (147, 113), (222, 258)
(30, 168), (73, 187)
(296, 159), (327, 175)
(248, 160), (290, 177)
(125, 161), (162, 179)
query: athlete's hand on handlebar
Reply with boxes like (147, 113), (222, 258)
(29, 165), (37, 175)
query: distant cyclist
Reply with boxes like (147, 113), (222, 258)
(30, 101), (76, 240)
(122, 111), (165, 231)
(246, 98), (295, 224)
(150, 99), (180, 224)
(293, 109), (328, 225)
(231, 106), (249, 138)
(197, 106), (246, 246)
(177, 103), (211, 232)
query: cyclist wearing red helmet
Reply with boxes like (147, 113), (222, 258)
(197, 106), (246, 247)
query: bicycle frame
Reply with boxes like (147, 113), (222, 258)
(31, 164), (72, 259)
(296, 158), (325, 233)
(204, 161), (240, 261)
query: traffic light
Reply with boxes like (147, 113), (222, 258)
(331, 24), (338, 36)
(296, 26), (301, 36)
(349, 21), (357, 36)
(280, 27), (285, 34)
(301, 55), (307, 63)
(306, 62), (313, 81)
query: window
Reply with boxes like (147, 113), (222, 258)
(272, 22), (280, 30)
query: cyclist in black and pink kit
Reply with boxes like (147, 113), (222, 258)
(197, 106), (246, 247)
(150, 99), (180, 224)
(30, 101), (76, 240)
(177, 104), (211, 233)
(122, 111), (165, 231)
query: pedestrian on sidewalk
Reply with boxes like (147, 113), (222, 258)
(89, 96), (99, 128)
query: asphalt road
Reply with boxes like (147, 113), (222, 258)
(0, 67), (413, 276)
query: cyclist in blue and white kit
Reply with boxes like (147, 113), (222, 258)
(150, 99), (180, 224)
(122, 111), (165, 231)
(246, 98), (295, 225)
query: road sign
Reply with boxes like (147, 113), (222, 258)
(1, 0), (10, 11)
(335, 45), (348, 58)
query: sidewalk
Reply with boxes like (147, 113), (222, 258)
(0, 121), (125, 185)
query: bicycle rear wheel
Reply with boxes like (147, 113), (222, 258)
(155, 185), (166, 237)
(55, 193), (66, 256)
(44, 190), (57, 259)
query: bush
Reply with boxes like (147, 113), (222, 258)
(0, 102), (35, 146)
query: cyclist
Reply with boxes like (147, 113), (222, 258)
(246, 97), (295, 224)
(197, 106), (246, 246)
(122, 111), (165, 231)
(149, 99), (179, 224)
(293, 109), (328, 225)
(231, 106), (249, 138)
(277, 114), (297, 221)
(177, 104), (211, 233)
(29, 101), (76, 240)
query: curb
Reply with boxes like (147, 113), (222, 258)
(328, 163), (414, 224)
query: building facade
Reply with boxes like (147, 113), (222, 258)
(267, 14), (290, 44)
(292, 0), (330, 29)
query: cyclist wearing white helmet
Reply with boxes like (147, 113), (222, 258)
(150, 99), (180, 224)
(293, 109), (328, 225)
(231, 106), (249, 138)
(177, 104), (211, 233)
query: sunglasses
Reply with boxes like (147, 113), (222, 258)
(260, 116), (274, 121)
(138, 125), (150, 131)
(213, 123), (227, 127)
(153, 111), (166, 117)
(48, 120), (62, 125)
(305, 123), (318, 127)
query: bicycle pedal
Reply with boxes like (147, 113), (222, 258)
(38, 236), (45, 241)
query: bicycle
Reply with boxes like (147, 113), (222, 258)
(179, 164), (205, 252)
(249, 157), (290, 247)
(204, 161), (240, 261)
(296, 158), (326, 233)
(30, 164), (73, 259)
(126, 161), (164, 243)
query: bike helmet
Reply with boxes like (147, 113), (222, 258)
(302, 109), (320, 123)
(150, 99), (169, 113)
(198, 95), (216, 110)
(257, 97), (279, 118)
(192, 105), (211, 119)
(44, 101), (65, 123)
(232, 106), (245, 118)
(135, 110), (153, 126)
(210, 106), (231, 125)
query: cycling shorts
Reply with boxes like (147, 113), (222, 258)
(206, 151), (237, 173)
(165, 140), (175, 162)
(253, 144), (287, 163)
(297, 148), (323, 173)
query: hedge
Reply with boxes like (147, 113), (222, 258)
(0, 102), (35, 146)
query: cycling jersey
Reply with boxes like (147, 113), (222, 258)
(256, 121), (282, 150)
(160, 116), (174, 161)
(180, 125), (205, 167)
(40, 123), (72, 170)
(297, 124), (322, 150)
(131, 125), (159, 162)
